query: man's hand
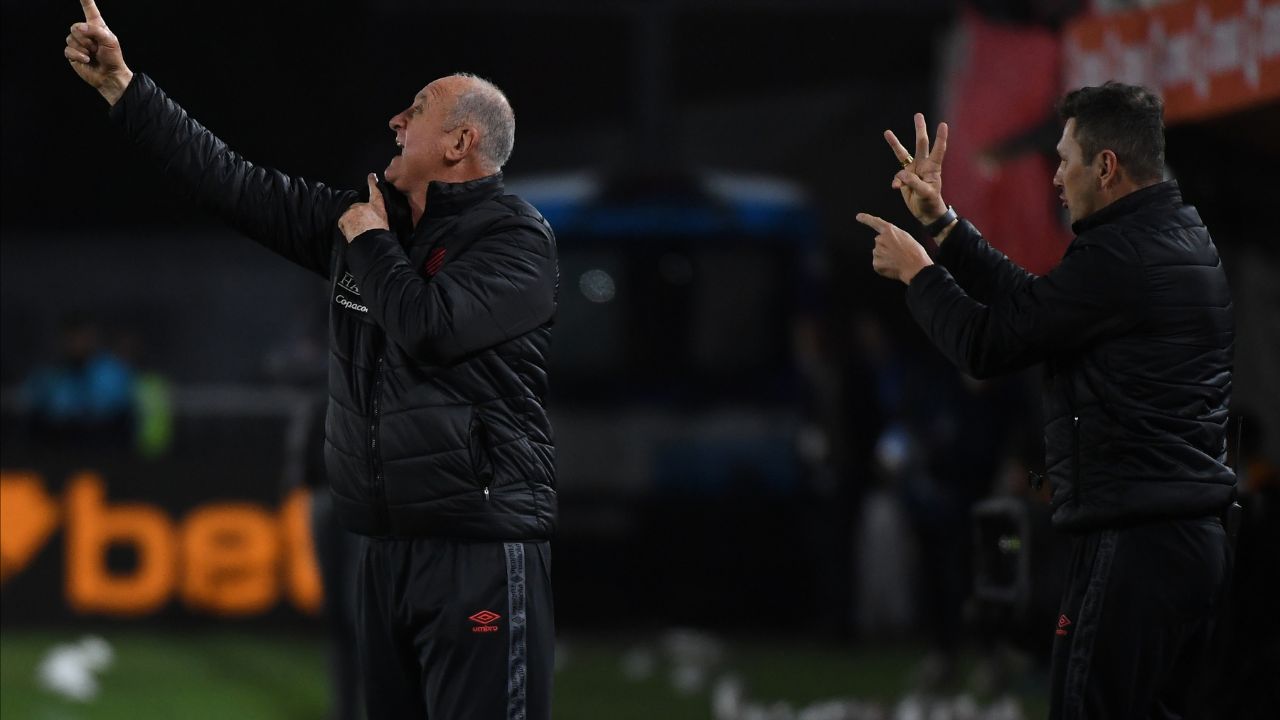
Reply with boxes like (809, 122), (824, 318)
(884, 113), (949, 226)
(339, 174), (390, 243)
(855, 212), (933, 285)
(65, 0), (133, 106)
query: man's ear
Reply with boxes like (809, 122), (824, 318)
(1098, 149), (1120, 187)
(445, 127), (477, 163)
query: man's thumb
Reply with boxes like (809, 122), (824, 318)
(78, 23), (112, 44)
(897, 171), (934, 198)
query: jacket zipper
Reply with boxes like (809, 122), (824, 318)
(472, 416), (492, 503)
(370, 353), (389, 530)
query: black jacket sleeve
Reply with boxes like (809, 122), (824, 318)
(108, 73), (354, 278)
(344, 214), (557, 365)
(933, 219), (1037, 304)
(905, 226), (1144, 379)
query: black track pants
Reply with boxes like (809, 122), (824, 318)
(1049, 516), (1228, 720)
(355, 537), (555, 720)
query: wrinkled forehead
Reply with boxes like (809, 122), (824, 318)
(418, 77), (467, 104)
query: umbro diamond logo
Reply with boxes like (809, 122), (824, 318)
(469, 609), (501, 633)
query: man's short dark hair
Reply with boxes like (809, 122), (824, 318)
(1059, 82), (1166, 182)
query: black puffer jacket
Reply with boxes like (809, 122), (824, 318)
(111, 74), (558, 539)
(906, 182), (1234, 531)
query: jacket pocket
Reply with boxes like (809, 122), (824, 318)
(468, 412), (496, 498)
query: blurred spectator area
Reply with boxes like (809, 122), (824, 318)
(1, 231), (327, 385)
(2, 0), (1278, 644)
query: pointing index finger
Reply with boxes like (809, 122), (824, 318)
(80, 0), (103, 23)
(855, 212), (889, 233)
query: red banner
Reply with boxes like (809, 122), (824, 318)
(941, 6), (1073, 275)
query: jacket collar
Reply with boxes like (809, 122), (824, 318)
(376, 172), (505, 238)
(1071, 180), (1182, 235)
(423, 172), (505, 220)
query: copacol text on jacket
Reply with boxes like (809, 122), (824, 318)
(336, 272), (369, 314)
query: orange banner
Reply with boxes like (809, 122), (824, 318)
(1, 469), (321, 618)
(1064, 0), (1280, 123)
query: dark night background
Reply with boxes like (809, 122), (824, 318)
(2, 1), (1278, 718)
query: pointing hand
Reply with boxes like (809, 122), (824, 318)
(855, 212), (933, 285)
(65, 0), (133, 105)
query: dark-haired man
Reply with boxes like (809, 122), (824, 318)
(857, 83), (1234, 717)
(65, 1), (558, 718)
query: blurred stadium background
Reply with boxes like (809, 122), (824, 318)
(3, 0), (1277, 718)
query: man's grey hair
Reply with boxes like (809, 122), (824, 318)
(447, 73), (515, 170)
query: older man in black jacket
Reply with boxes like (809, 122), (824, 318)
(66, 3), (557, 719)
(857, 84), (1234, 718)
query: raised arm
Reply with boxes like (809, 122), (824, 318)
(65, 1), (353, 278)
(904, 229), (1142, 379)
(929, 219), (1038, 304)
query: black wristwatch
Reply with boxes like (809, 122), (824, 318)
(923, 206), (958, 236)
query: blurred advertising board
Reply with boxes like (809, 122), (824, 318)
(1065, 0), (1280, 123)
(1, 389), (323, 624)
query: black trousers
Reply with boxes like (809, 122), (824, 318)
(311, 490), (364, 720)
(1049, 516), (1229, 719)
(356, 537), (555, 720)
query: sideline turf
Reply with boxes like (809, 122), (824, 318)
(1, 630), (328, 720)
(1, 631), (1047, 719)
